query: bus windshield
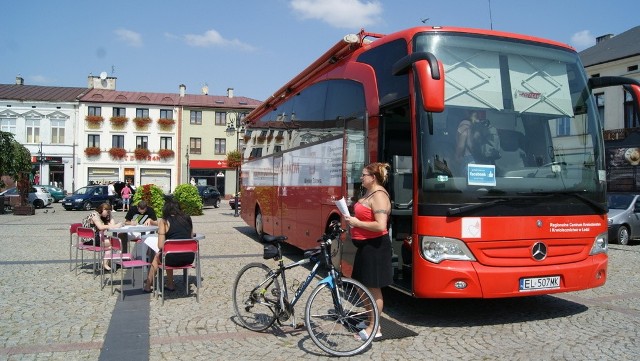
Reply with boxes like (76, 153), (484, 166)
(414, 32), (605, 215)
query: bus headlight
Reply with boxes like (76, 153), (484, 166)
(420, 236), (476, 264)
(590, 232), (608, 255)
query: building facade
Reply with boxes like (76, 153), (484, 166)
(1, 76), (261, 196)
(0, 77), (87, 191)
(579, 26), (640, 131)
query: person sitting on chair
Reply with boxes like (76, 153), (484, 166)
(143, 198), (194, 293)
(117, 200), (158, 253)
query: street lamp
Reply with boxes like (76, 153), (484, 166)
(185, 146), (190, 184)
(37, 142), (44, 184)
(226, 111), (246, 217)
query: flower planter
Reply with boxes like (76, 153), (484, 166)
(133, 117), (152, 129)
(158, 149), (175, 159)
(227, 150), (242, 168)
(134, 148), (151, 160)
(157, 118), (175, 130)
(13, 204), (35, 215)
(86, 115), (104, 129)
(108, 147), (127, 159)
(110, 116), (129, 129)
(84, 147), (101, 157)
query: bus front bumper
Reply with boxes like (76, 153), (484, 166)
(412, 254), (607, 298)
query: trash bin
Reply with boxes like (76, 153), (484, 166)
(0, 195), (5, 214)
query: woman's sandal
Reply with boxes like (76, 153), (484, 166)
(354, 329), (382, 341)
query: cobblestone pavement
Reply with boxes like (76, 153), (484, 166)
(0, 203), (639, 360)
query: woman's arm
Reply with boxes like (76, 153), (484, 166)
(91, 214), (122, 231)
(157, 219), (167, 250)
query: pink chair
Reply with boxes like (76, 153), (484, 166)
(75, 227), (107, 278)
(156, 239), (201, 305)
(105, 237), (151, 300)
(69, 223), (82, 272)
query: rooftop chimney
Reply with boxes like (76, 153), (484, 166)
(227, 87), (234, 98)
(87, 74), (116, 90)
(15, 76), (24, 85)
(179, 84), (186, 97)
(596, 34), (614, 44)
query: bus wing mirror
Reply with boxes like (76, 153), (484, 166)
(415, 58), (445, 113)
(392, 52), (445, 113)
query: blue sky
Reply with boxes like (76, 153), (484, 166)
(1, 0), (638, 101)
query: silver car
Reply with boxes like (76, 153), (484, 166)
(0, 186), (53, 208)
(607, 193), (640, 245)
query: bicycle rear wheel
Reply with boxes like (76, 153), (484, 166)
(305, 277), (379, 357)
(232, 263), (280, 331)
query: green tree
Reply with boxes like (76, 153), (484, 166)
(131, 184), (166, 218)
(0, 131), (32, 192)
(0, 131), (31, 205)
(172, 184), (203, 216)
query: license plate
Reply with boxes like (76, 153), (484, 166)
(519, 276), (560, 292)
(64, 202), (72, 206)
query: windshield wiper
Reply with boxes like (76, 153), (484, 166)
(447, 195), (538, 216)
(527, 191), (606, 213)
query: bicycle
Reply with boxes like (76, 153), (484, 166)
(232, 220), (380, 357)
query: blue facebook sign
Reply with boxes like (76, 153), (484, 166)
(467, 164), (496, 186)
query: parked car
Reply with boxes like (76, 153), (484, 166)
(197, 185), (221, 208)
(229, 192), (241, 210)
(607, 193), (640, 245)
(62, 184), (123, 211)
(0, 186), (53, 208)
(35, 184), (66, 202)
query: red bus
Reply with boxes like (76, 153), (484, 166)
(239, 26), (640, 298)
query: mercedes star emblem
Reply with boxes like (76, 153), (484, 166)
(531, 242), (547, 261)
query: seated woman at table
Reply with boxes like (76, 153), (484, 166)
(143, 198), (194, 293)
(118, 200), (158, 253)
(81, 202), (123, 271)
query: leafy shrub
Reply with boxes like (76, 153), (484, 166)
(172, 184), (203, 216)
(132, 184), (165, 218)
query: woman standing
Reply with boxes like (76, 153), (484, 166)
(120, 184), (132, 212)
(345, 162), (392, 340)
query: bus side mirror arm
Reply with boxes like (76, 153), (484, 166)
(392, 52), (445, 113)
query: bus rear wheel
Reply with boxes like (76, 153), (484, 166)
(255, 208), (264, 238)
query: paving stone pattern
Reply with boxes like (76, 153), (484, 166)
(0, 203), (639, 360)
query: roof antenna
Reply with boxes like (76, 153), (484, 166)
(111, 65), (116, 75)
(420, 17), (429, 24)
(488, 0), (493, 30)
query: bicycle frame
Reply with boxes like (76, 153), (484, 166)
(253, 238), (344, 326)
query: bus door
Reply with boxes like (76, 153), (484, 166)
(380, 102), (414, 292)
(274, 154), (288, 237)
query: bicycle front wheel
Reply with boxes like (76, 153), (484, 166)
(305, 277), (379, 357)
(232, 262), (280, 331)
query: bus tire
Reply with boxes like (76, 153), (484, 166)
(255, 208), (264, 238)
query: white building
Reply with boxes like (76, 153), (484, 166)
(0, 77), (87, 191)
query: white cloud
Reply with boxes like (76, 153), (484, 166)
(290, 0), (382, 29)
(114, 28), (143, 47)
(29, 75), (53, 84)
(570, 30), (595, 50)
(184, 29), (255, 51)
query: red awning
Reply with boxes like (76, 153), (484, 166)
(190, 159), (229, 169)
